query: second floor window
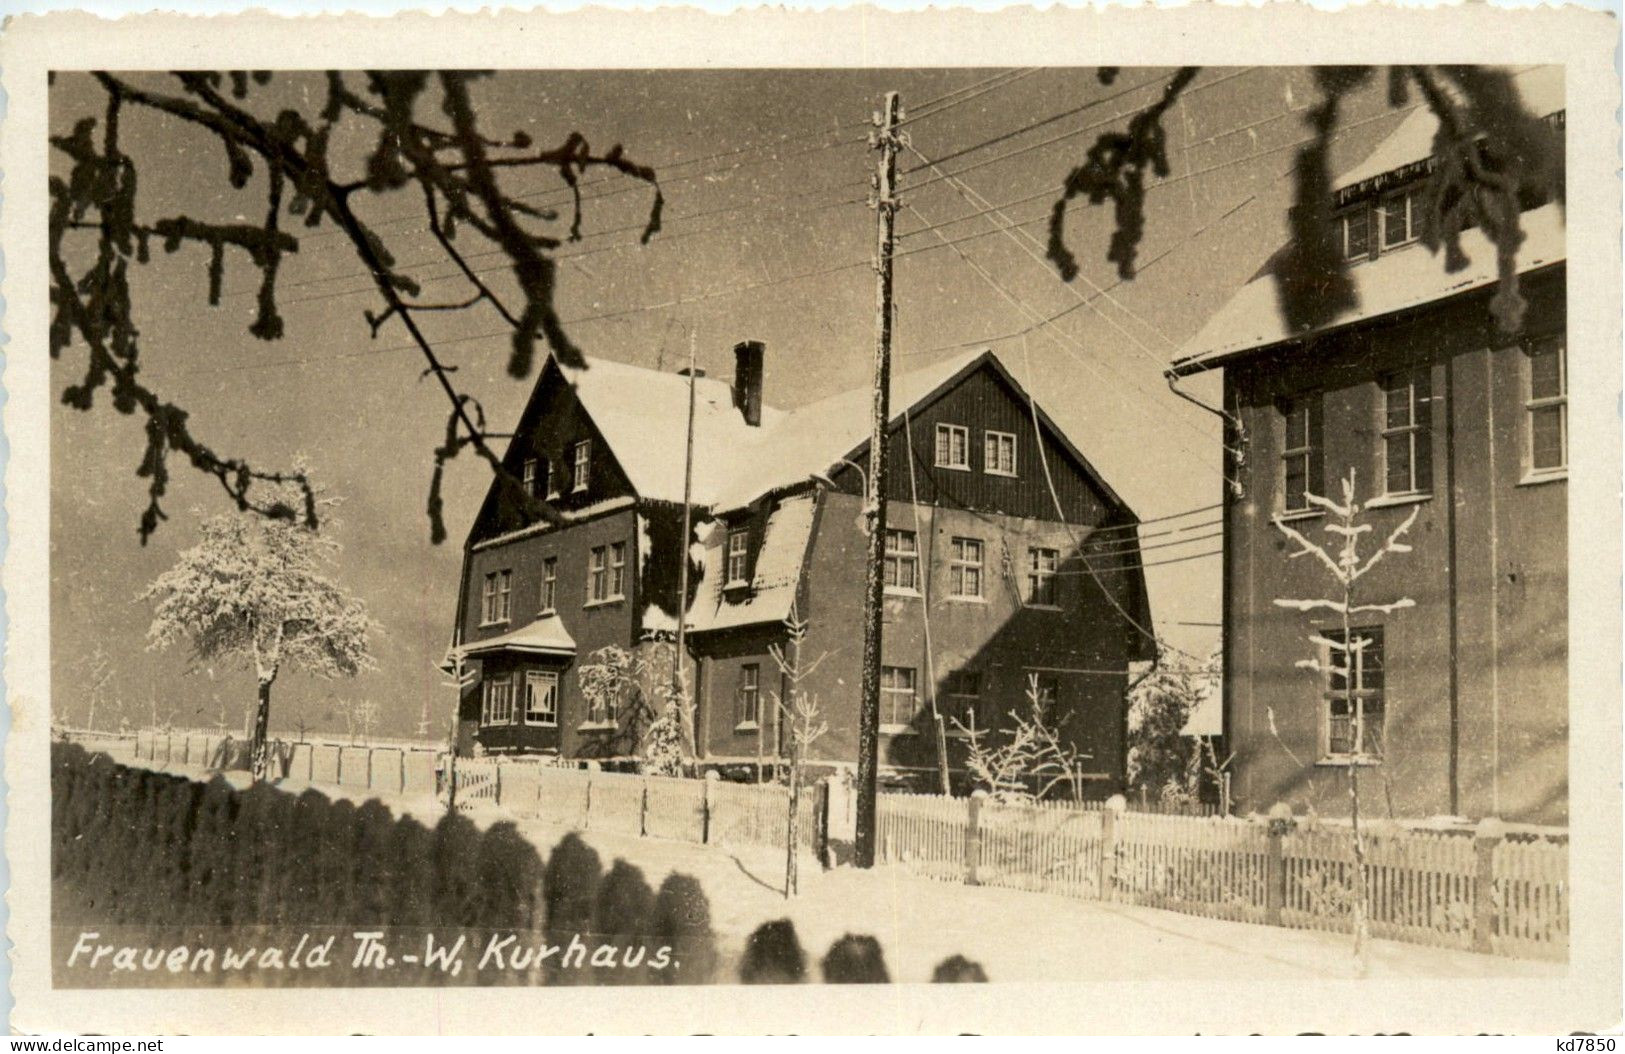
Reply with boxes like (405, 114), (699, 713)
(1324, 627), (1385, 760)
(880, 666), (919, 731)
(725, 529), (750, 587)
(482, 673), (515, 725)
(572, 439), (592, 493)
(934, 423), (969, 469)
(1026, 547), (1058, 606)
(884, 529), (919, 592)
(1281, 395), (1323, 513)
(481, 569), (512, 624)
(984, 430), (1017, 476)
(949, 537), (983, 598)
(1526, 336), (1567, 475)
(587, 543), (627, 604)
(539, 557), (557, 613)
(944, 669), (981, 728)
(737, 664), (760, 727)
(524, 670), (559, 726)
(1381, 369), (1433, 496)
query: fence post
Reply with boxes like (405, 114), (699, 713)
(639, 776), (650, 837)
(702, 772), (717, 845)
(1266, 802), (1293, 928)
(1099, 794), (1125, 901)
(965, 791), (984, 886)
(1472, 816), (1505, 955)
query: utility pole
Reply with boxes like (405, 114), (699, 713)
(675, 327), (699, 766)
(855, 91), (903, 869)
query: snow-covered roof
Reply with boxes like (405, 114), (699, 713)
(686, 493), (817, 634)
(560, 355), (783, 506)
(707, 348), (990, 513)
(1334, 66), (1564, 193)
(1171, 65), (1565, 377)
(456, 614), (577, 659)
(1171, 204), (1565, 375)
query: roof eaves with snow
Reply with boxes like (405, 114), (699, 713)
(1170, 66), (1565, 378)
(686, 492), (818, 634)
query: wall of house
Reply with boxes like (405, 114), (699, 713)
(688, 488), (1141, 794)
(456, 506), (648, 758)
(1221, 268), (1567, 824)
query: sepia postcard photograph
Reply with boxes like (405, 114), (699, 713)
(1, 4), (1619, 1037)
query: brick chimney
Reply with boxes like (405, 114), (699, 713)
(732, 340), (765, 427)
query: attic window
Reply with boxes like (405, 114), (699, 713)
(522, 458), (538, 497)
(984, 430), (1017, 477)
(1339, 206), (1371, 261)
(572, 440), (592, 493)
(1379, 190), (1419, 249)
(934, 423), (970, 469)
(725, 530), (750, 588)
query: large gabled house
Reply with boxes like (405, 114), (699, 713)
(1169, 66), (1567, 824)
(446, 344), (776, 759)
(684, 348), (1155, 794)
(447, 340), (1156, 797)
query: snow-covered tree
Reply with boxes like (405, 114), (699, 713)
(953, 674), (1094, 803)
(577, 638), (695, 771)
(1127, 649), (1223, 805)
(768, 605), (829, 897)
(1272, 467), (1418, 975)
(141, 487), (378, 780)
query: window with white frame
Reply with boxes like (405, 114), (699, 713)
(572, 439), (592, 493)
(1379, 191), (1419, 249)
(880, 666), (919, 731)
(544, 457), (559, 500)
(540, 557), (557, 613)
(522, 458), (538, 497)
(725, 530), (750, 587)
(1323, 627), (1385, 760)
(934, 423), (970, 469)
(586, 680), (619, 725)
(984, 430), (1017, 476)
(587, 546), (608, 604)
(608, 541), (627, 599)
(1281, 394), (1322, 513)
(1525, 336), (1567, 475)
(1381, 369), (1433, 496)
(736, 664), (760, 727)
(949, 537), (983, 598)
(1025, 547), (1058, 606)
(884, 529), (919, 592)
(482, 672), (515, 725)
(481, 569), (512, 624)
(524, 670), (559, 726)
(1339, 205), (1371, 260)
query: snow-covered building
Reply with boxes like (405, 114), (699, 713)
(448, 341), (1155, 794)
(684, 348), (1154, 793)
(1168, 67), (1567, 825)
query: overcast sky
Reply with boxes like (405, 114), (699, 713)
(50, 67), (1428, 738)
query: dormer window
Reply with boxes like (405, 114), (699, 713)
(1379, 190), (1419, 249)
(725, 530), (750, 588)
(545, 457), (560, 500)
(934, 423), (970, 469)
(1339, 206), (1371, 261)
(521, 457), (539, 497)
(572, 440), (592, 493)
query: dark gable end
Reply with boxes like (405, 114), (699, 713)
(464, 357), (639, 547)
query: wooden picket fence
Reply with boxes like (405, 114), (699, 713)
(874, 792), (1568, 962)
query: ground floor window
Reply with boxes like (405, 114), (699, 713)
(943, 669), (981, 729)
(880, 665), (919, 731)
(736, 664), (761, 727)
(524, 670), (559, 726)
(1323, 626), (1385, 760)
(482, 673), (515, 725)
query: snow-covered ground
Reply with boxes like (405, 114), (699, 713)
(109, 756), (1564, 984)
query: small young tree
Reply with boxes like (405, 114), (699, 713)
(141, 485), (378, 780)
(767, 605), (829, 898)
(1272, 467), (1418, 975)
(953, 674), (1094, 803)
(577, 638), (696, 770)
